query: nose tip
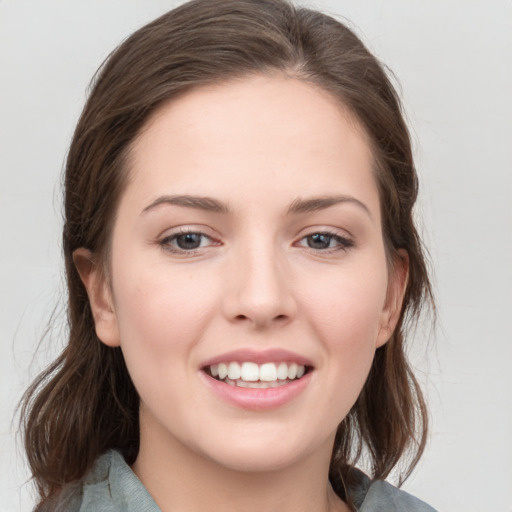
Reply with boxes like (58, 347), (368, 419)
(222, 252), (297, 330)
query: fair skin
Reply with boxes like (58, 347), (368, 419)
(75, 74), (407, 512)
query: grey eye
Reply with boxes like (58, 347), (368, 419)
(297, 232), (354, 252)
(174, 233), (204, 250)
(306, 233), (335, 249)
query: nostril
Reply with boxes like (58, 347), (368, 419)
(232, 313), (288, 325)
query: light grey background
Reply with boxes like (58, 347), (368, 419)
(1, 1), (511, 511)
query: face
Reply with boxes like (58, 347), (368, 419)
(79, 75), (406, 473)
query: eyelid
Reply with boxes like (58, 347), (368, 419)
(158, 225), (221, 255)
(294, 227), (355, 252)
(156, 223), (217, 239)
(156, 225), (354, 255)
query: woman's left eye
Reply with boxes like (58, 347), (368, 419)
(160, 231), (214, 252)
(297, 232), (353, 251)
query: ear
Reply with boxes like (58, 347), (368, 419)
(376, 249), (409, 348)
(73, 248), (120, 347)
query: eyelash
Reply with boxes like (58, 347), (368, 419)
(158, 229), (354, 255)
(159, 229), (217, 254)
(295, 231), (354, 252)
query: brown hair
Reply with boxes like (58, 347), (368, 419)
(20, 0), (433, 508)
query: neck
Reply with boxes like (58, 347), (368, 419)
(132, 414), (348, 512)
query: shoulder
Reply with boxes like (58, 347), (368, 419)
(346, 469), (437, 512)
(38, 450), (160, 512)
(359, 479), (437, 512)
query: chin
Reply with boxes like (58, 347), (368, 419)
(207, 447), (301, 473)
(195, 427), (324, 474)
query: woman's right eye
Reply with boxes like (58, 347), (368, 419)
(160, 231), (215, 253)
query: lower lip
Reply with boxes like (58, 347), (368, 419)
(200, 372), (312, 411)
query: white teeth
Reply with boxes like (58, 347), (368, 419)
(208, 361), (307, 383)
(228, 362), (241, 380)
(218, 362), (228, 380)
(240, 362), (259, 381)
(277, 362), (288, 380)
(259, 362), (277, 382)
(287, 362), (298, 379)
(224, 378), (291, 389)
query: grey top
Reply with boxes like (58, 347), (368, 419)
(40, 450), (437, 512)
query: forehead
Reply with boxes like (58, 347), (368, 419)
(125, 74), (379, 216)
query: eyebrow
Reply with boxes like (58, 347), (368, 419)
(142, 195), (230, 214)
(141, 193), (371, 218)
(287, 195), (372, 218)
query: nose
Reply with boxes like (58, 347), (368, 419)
(221, 242), (297, 330)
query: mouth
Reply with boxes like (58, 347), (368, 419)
(203, 361), (312, 389)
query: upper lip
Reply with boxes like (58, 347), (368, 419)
(201, 348), (313, 369)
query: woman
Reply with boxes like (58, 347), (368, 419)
(21, 0), (436, 510)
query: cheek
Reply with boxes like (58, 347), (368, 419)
(110, 260), (222, 423)
(299, 264), (389, 422)
(111, 257), (218, 366)
(297, 257), (389, 378)
(303, 266), (387, 338)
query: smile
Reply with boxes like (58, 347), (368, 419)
(206, 361), (308, 389)
(200, 350), (314, 410)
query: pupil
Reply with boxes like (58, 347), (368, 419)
(308, 233), (331, 249)
(177, 233), (201, 249)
